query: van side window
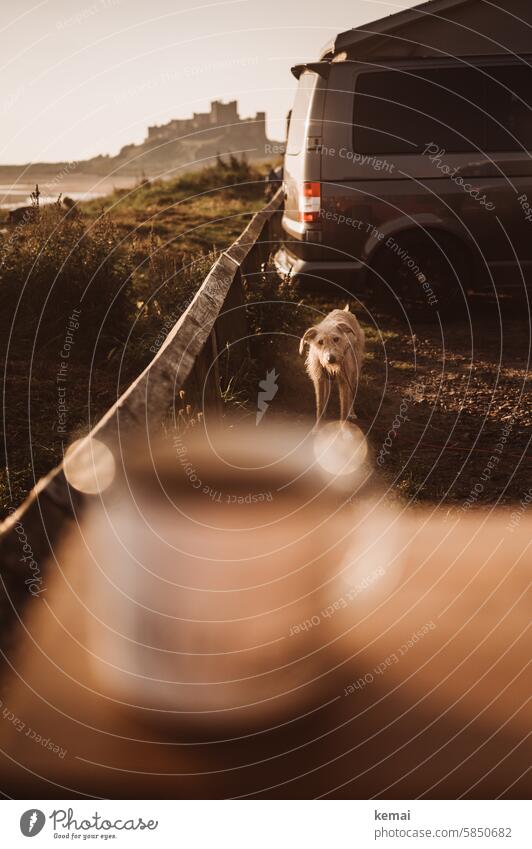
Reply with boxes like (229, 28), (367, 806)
(354, 67), (485, 154)
(485, 65), (532, 151)
(286, 72), (318, 155)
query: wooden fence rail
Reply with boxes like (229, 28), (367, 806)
(0, 191), (283, 633)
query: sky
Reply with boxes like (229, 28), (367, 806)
(0, 0), (420, 164)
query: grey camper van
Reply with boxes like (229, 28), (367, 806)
(276, 0), (532, 309)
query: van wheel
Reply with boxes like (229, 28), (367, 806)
(369, 231), (470, 319)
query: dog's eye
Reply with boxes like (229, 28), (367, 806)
(333, 336), (339, 342)
(318, 339), (324, 345)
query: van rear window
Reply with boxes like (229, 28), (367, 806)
(485, 65), (532, 151)
(354, 67), (485, 154)
(354, 64), (532, 155)
(286, 72), (318, 155)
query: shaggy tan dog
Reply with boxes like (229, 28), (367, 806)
(299, 305), (365, 424)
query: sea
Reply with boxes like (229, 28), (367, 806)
(0, 173), (140, 211)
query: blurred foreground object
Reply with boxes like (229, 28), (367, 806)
(0, 421), (529, 799)
(85, 423), (369, 728)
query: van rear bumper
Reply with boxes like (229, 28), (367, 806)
(274, 245), (365, 285)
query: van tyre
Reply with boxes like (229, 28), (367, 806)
(369, 231), (470, 320)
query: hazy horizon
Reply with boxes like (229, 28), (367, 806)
(1, 0), (420, 166)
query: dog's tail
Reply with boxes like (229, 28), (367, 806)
(344, 303), (350, 312)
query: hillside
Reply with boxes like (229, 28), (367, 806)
(0, 100), (283, 186)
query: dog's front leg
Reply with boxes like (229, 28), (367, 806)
(338, 377), (355, 422)
(314, 373), (330, 425)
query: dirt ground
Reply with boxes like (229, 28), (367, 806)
(248, 288), (531, 510)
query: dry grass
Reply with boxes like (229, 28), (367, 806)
(0, 158), (269, 518)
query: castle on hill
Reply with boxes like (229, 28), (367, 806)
(101, 99), (277, 174)
(1, 101), (280, 180)
(145, 100), (267, 145)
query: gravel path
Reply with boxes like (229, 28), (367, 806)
(251, 290), (531, 508)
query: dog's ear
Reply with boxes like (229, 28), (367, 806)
(299, 327), (318, 355)
(337, 321), (356, 336)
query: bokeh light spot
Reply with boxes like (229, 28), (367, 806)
(313, 421), (368, 477)
(64, 438), (116, 495)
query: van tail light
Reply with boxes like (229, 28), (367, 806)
(298, 181), (321, 223)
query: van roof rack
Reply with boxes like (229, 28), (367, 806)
(319, 0), (469, 60)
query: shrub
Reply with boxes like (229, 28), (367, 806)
(245, 259), (302, 335)
(175, 155), (264, 200)
(0, 199), (135, 357)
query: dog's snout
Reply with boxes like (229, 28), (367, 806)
(327, 354), (337, 365)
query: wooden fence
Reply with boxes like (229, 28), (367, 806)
(0, 191), (283, 628)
